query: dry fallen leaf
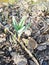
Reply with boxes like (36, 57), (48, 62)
(22, 37), (38, 51)
(28, 37), (38, 49)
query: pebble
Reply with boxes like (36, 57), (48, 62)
(37, 45), (47, 51)
(0, 33), (6, 43)
(25, 30), (31, 36)
(29, 60), (36, 65)
(36, 35), (47, 43)
(2, 21), (7, 26)
(38, 22), (44, 29)
(0, 37), (6, 43)
(40, 58), (43, 65)
(9, 47), (12, 52)
(46, 19), (49, 25)
(40, 41), (49, 46)
(42, 60), (48, 65)
(11, 52), (27, 65)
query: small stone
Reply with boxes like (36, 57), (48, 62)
(18, 60), (27, 65)
(40, 59), (44, 65)
(37, 45), (47, 51)
(46, 41), (49, 45)
(9, 47), (12, 52)
(40, 41), (49, 46)
(42, 60), (48, 65)
(25, 30), (31, 36)
(0, 37), (6, 43)
(46, 19), (49, 25)
(11, 53), (27, 65)
(0, 33), (6, 43)
(2, 21), (7, 26)
(36, 35), (47, 43)
(38, 22), (44, 29)
(29, 60), (36, 65)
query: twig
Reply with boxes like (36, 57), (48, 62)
(0, 23), (39, 65)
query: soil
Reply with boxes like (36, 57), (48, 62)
(0, 1), (49, 65)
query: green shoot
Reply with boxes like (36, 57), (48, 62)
(12, 16), (31, 37)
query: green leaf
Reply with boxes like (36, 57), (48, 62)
(18, 26), (26, 36)
(18, 23), (31, 36)
(12, 16), (31, 37)
(19, 16), (26, 28)
(12, 16), (19, 31)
